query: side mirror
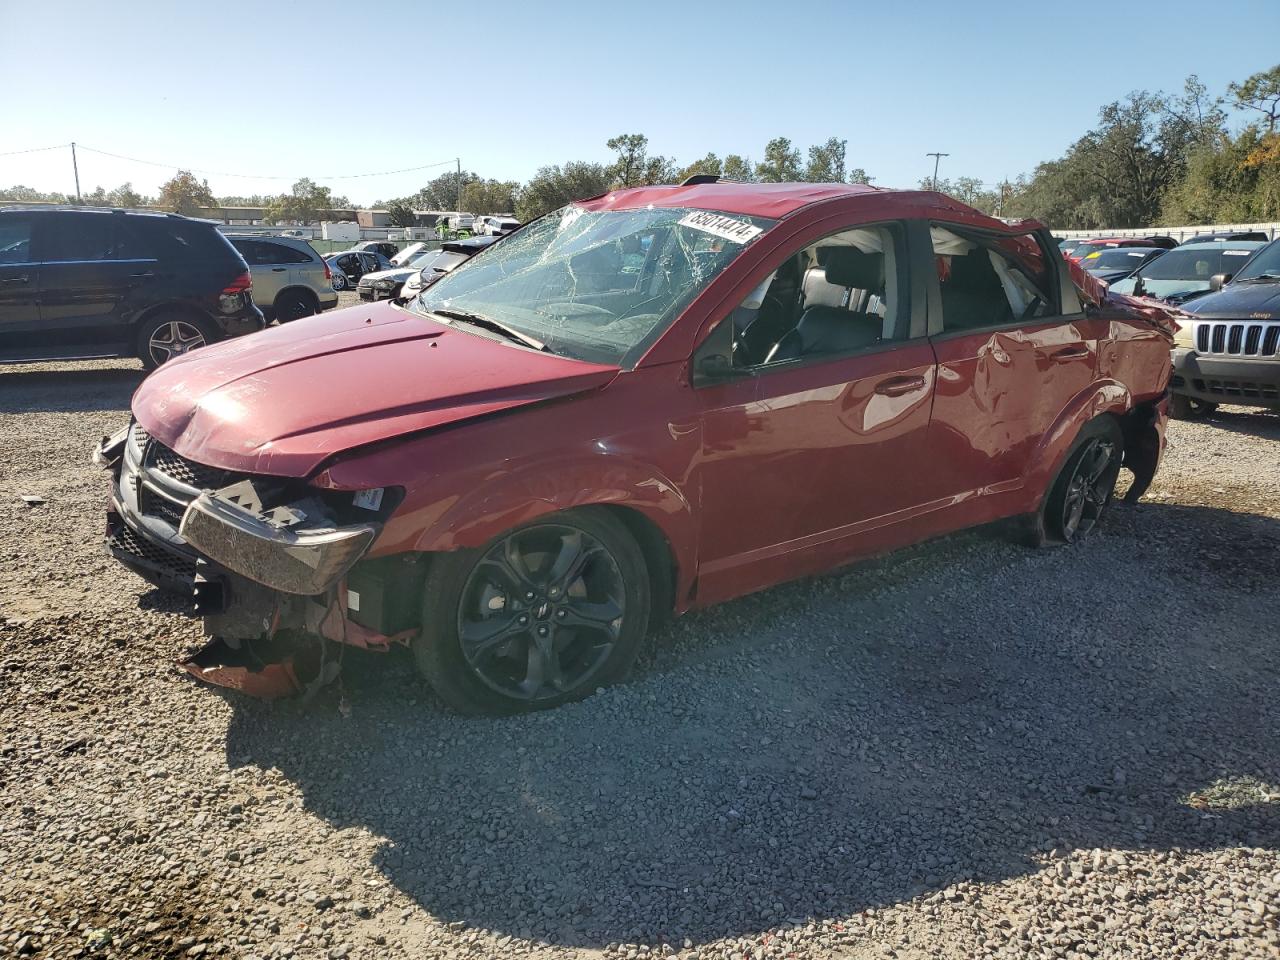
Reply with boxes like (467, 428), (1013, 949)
(1209, 273), (1230, 291)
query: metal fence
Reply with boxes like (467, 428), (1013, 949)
(1051, 221), (1280, 242)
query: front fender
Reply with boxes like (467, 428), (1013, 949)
(408, 455), (699, 609)
(1023, 379), (1132, 507)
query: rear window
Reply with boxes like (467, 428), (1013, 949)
(232, 238), (316, 265)
(1141, 248), (1253, 281)
(1090, 249), (1156, 269)
(132, 218), (242, 263)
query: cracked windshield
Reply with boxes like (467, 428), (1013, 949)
(412, 205), (775, 363)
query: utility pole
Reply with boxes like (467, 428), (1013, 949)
(926, 151), (949, 192)
(456, 157), (462, 214)
(71, 142), (81, 202)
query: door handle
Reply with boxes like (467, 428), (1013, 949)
(271, 267), (287, 272)
(1050, 346), (1089, 362)
(2, 275), (30, 284)
(874, 375), (927, 397)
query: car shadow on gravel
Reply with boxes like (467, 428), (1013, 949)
(220, 501), (1280, 949)
(0, 364), (144, 414)
(1189, 406), (1280, 439)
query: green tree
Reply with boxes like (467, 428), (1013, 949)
(1228, 64), (1280, 133)
(264, 178), (335, 225)
(385, 198), (417, 227)
(605, 134), (673, 187)
(157, 171), (216, 215)
(755, 138), (802, 182)
(847, 167), (872, 185)
(921, 176), (1002, 212)
(106, 183), (146, 208)
(0, 185), (71, 203)
(804, 137), (847, 182)
(515, 161), (611, 221)
(606, 133), (649, 187)
(722, 155), (756, 182)
(407, 169), (478, 211)
(460, 178), (518, 215)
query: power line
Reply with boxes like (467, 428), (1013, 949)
(0, 143), (71, 157)
(72, 144), (458, 181)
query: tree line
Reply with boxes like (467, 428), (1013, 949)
(4, 64), (1276, 230)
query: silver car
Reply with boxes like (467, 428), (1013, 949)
(226, 235), (339, 321)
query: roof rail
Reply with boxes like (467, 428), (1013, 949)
(680, 174), (752, 186)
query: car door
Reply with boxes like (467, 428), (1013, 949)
(36, 212), (146, 350)
(0, 215), (41, 355)
(336, 253), (361, 283)
(692, 218), (938, 604)
(923, 221), (1105, 504)
(232, 240), (285, 306)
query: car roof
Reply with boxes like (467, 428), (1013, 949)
(1163, 239), (1265, 251)
(575, 181), (1042, 233)
(0, 205), (203, 222)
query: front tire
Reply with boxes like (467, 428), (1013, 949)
(1169, 394), (1217, 420)
(1036, 417), (1125, 545)
(413, 509), (651, 714)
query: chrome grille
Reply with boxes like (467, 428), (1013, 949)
(1194, 321), (1280, 358)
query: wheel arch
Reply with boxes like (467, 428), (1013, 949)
(1024, 379), (1132, 510)
(406, 460), (698, 618)
(273, 284), (319, 310)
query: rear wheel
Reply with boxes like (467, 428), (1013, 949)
(1039, 417), (1125, 544)
(274, 289), (317, 323)
(1169, 394), (1217, 420)
(331, 273), (347, 291)
(413, 509), (650, 714)
(137, 313), (215, 369)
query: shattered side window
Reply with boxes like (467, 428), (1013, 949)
(413, 205), (776, 364)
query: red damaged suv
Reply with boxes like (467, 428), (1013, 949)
(99, 179), (1173, 713)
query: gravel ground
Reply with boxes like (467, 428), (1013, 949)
(1, 339), (1278, 959)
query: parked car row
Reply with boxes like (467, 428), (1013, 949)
(360, 235), (501, 302)
(1059, 230), (1280, 419)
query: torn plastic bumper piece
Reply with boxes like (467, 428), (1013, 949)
(178, 481), (379, 595)
(180, 633), (316, 700)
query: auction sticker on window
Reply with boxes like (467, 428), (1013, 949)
(678, 211), (763, 245)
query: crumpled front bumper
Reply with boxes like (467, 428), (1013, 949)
(96, 428), (401, 699)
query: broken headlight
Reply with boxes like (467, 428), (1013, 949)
(179, 479), (381, 595)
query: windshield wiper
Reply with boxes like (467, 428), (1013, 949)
(430, 309), (548, 352)
(1236, 273), (1280, 283)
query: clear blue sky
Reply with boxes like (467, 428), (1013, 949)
(3, 0), (1277, 205)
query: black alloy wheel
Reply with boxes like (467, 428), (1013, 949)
(458, 524), (624, 701)
(1045, 420), (1125, 544)
(414, 510), (651, 714)
(1058, 437), (1120, 541)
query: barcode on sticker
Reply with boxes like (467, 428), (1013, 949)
(677, 211), (763, 245)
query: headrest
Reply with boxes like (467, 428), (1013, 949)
(821, 247), (883, 290)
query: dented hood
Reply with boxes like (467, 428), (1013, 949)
(131, 304), (618, 477)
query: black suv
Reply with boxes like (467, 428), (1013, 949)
(0, 207), (264, 368)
